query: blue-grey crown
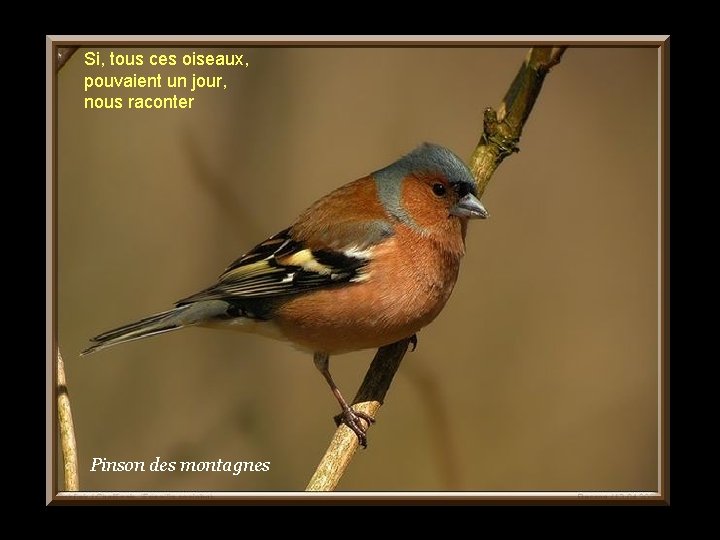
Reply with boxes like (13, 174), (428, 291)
(373, 142), (476, 195)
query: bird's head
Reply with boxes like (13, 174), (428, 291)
(373, 143), (488, 237)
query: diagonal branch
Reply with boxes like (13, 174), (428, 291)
(306, 46), (568, 492)
(470, 47), (566, 198)
(306, 339), (410, 491)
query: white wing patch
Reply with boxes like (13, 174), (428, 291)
(343, 246), (374, 282)
(342, 246), (375, 260)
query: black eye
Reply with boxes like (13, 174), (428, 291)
(432, 183), (447, 196)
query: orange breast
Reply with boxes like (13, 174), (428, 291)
(272, 226), (463, 354)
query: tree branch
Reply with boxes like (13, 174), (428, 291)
(57, 350), (79, 491)
(306, 47), (567, 491)
(470, 47), (566, 198)
(55, 47), (80, 491)
(306, 339), (410, 491)
(306, 46), (567, 492)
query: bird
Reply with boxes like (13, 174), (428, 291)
(82, 142), (488, 447)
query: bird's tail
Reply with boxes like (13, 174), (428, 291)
(81, 301), (228, 356)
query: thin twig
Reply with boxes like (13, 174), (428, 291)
(57, 350), (79, 491)
(56, 46), (80, 493)
(306, 46), (568, 491)
(55, 42), (81, 492)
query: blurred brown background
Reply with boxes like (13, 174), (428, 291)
(57, 46), (659, 492)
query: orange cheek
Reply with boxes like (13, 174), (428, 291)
(401, 180), (449, 228)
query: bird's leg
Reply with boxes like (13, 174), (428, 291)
(313, 352), (375, 448)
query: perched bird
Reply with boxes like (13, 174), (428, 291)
(82, 143), (487, 446)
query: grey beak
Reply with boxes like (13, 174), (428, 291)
(450, 193), (488, 219)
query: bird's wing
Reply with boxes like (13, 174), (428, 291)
(176, 226), (380, 305)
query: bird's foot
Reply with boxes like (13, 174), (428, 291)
(333, 407), (376, 448)
(409, 333), (418, 351)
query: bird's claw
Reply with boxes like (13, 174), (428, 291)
(333, 408), (376, 448)
(409, 334), (418, 352)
